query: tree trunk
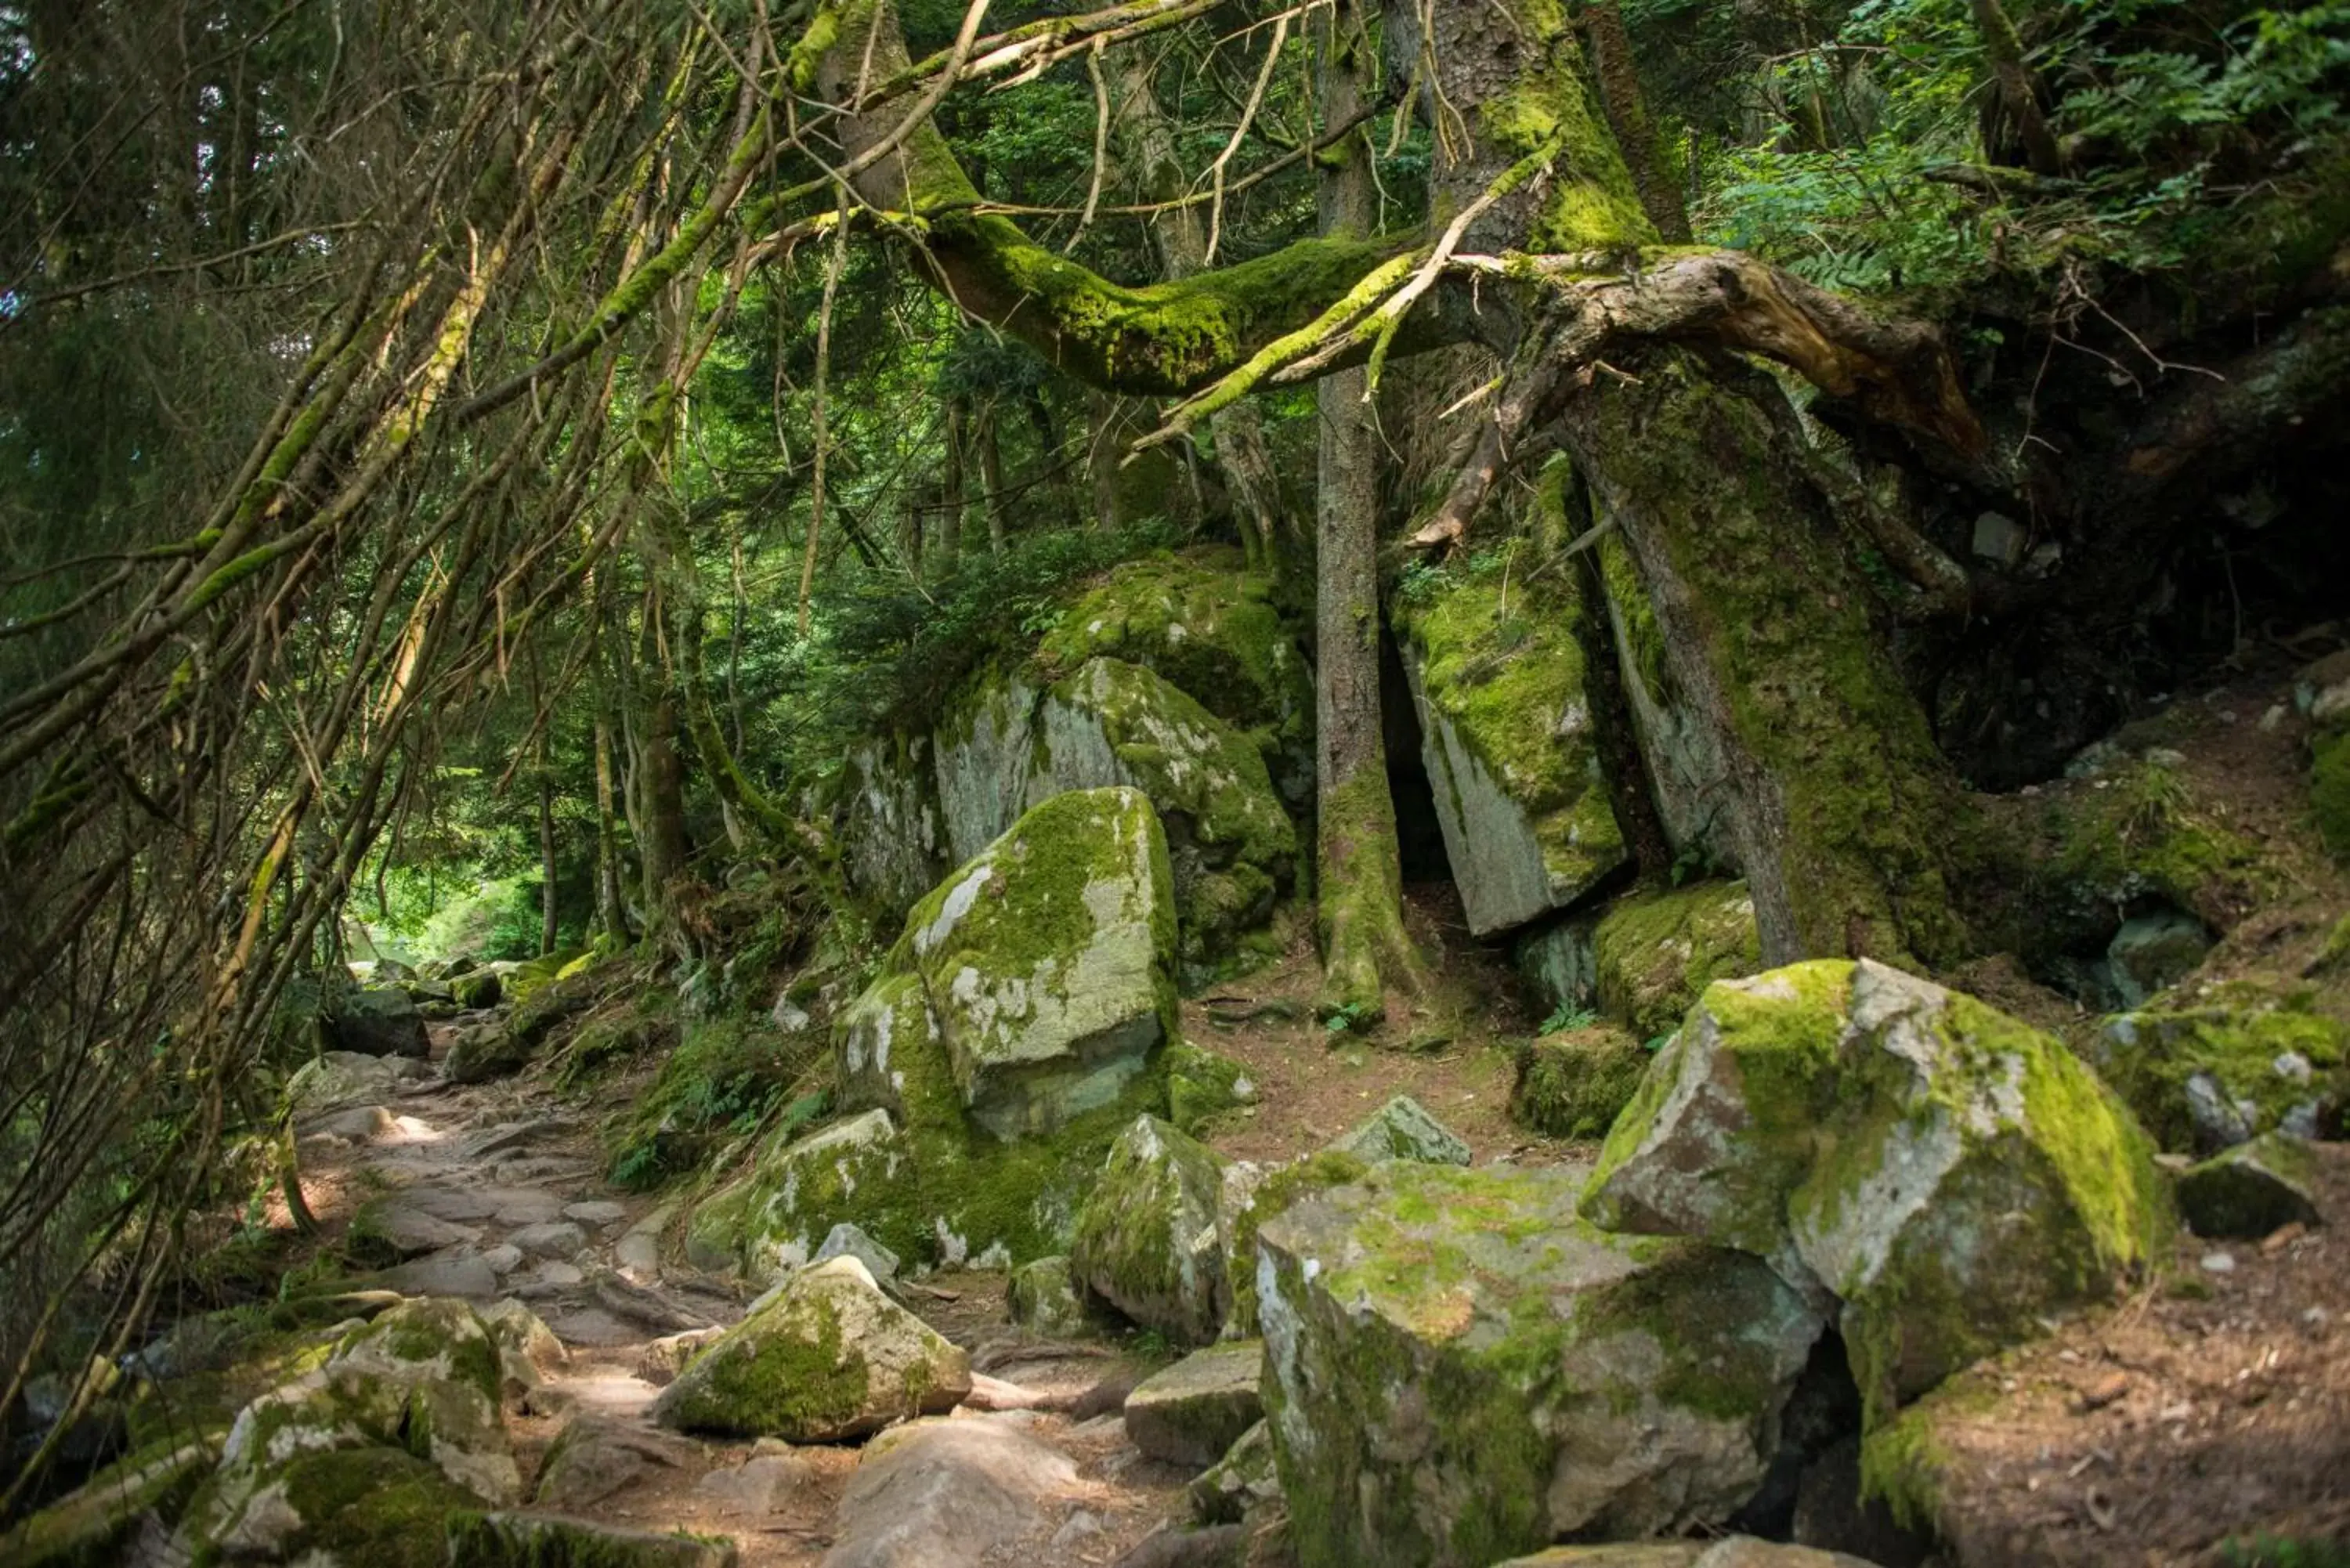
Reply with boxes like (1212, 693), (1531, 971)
(537, 762), (559, 956)
(978, 403), (1010, 554)
(1579, 0), (1691, 242)
(593, 700), (628, 945)
(637, 608), (689, 930)
(941, 398), (967, 573)
(1559, 351), (1971, 966)
(1314, 0), (1420, 1018)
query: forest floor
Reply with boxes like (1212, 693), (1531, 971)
(280, 883), (1571, 1567)
(264, 662), (2350, 1567)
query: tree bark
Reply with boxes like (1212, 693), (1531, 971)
(978, 402), (1010, 554)
(537, 761), (559, 956)
(1314, 0), (1420, 1018)
(941, 397), (967, 573)
(1578, 0), (1691, 242)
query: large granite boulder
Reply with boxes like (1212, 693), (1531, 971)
(324, 983), (428, 1058)
(1392, 550), (1628, 936)
(1124, 1339), (1263, 1465)
(654, 1256), (969, 1440)
(1069, 1114), (1231, 1346)
(1583, 959), (2174, 1420)
(176, 1299), (521, 1560)
(1593, 880), (1762, 1039)
(818, 1415), (1080, 1568)
(1257, 1161), (1823, 1567)
(695, 799), (1184, 1277)
(2086, 988), (2346, 1153)
(895, 786), (1177, 1140)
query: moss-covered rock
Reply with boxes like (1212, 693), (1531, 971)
(323, 984), (428, 1059)
(1005, 1255), (1094, 1335)
(1070, 1114), (1231, 1345)
(1166, 1042), (1258, 1133)
(179, 1300), (519, 1558)
(449, 969), (503, 1010)
(1124, 1339), (1263, 1466)
(1220, 1149), (1371, 1339)
(443, 1017), (527, 1084)
(1033, 545), (1315, 805)
(1392, 550), (1628, 936)
(1510, 1024), (1650, 1140)
(2316, 727), (2350, 865)
(287, 1050), (431, 1117)
(900, 786), (1178, 1140)
(443, 1512), (739, 1566)
(685, 1108), (916, 1280)
(0, 1439), (215, 1567)
(1257, 1161), (1824, 1567)
(2175, 1130), (2322, 1237)
(1593, 880), (1763, 1039)
(1324, 1094), (1470, 1165)
(1039, 657), (1296, 977)
(1516, 917), (1599, 1019)
(652, 1255), (971, 1440)
(1584, 959), (2174, 1425)
(191, 1444), (485, 1567)
(1188, 1418), (1281, 1526)
(2088, 988), (2347, 1153)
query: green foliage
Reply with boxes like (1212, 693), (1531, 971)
(1540, 1001), (1600, 1033)
(606, 1019), (828, 1190)
(2222, 1538), (2350, 1568)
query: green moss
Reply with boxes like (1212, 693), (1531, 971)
(1578, 354), (1971, 965)
(1166, 1042), (1255, 1133)
(1224, 1149), (1372, 1336)
(1594, 531), (1665, 706)
(2315, 912), (2350, 975)
(1592, 880), (1763, 1038)
(1069, 1114), (1229, 1344)
(443, 1512), (735, 1566)
(2095, 993), (2347, 1152)
(2314, 728), (2350, 864)
(262, 1447), (481, 1568)
(656, 1293), (871, 1438)
(1392, 546), (1626, 901)
(1856, 1383), (1976, 1531)
(1509, 1025), (1650, 1140)
(1468, 0), (1655, 252)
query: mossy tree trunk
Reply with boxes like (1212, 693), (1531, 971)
(805, 0), (1983, 974)
(1314, 0), (1421, 1017)
(1560, 352), (1971, 967)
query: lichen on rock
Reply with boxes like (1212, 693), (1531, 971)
(1584, 959), (2174, 1425)
(1256, 1161), (1823, 1567)
(1592, 880), (1762, 1039)
(653, 1255), (971, 1440)
(2088, 985), (2347, 1154)
(1392, 546), (1629, 937)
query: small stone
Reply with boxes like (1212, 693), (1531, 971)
(481, 1245), (524, 1275)
(694, 1452), (810, 1515)
(2200, 1251), (2236, 1274)
(814, 1222), (902, 1282)
(2259, 704), (2287, 732)
(1124, 1340), (1262, 1466)
(1325, 1094), (1471, 1166)
(1050, 1509), (1105, 1547)
(2074, 1371), (2130, 1413)
(530, 1261), (587, 1288)
(2261, 1221), (2308, 1254)
(373, 1251), (498, 1299)
(564, 1200), (629, 1227)
(509, 1221), (587, 1260)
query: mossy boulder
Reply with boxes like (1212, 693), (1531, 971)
(443, 1017), (528, 1084)
(898, 786), (1178, 1140)
(2315, 728), (2350, 865)
(1256, 1161), (1824, 1567)
(924, 659), (1294, 977)
(1593, 880), (1763, 1039)
(444, 1512), (739, 1566)
(1584, 959), (2174, 1423)
(651, 1255), (971, 1440)
(323, 984), (428, 1059)
(1006, 1255), (1094, 1336)
(1392, 551), (1628, 936)
(1033, 544), (1316, 805)
(2088, 988), (2347, 1153)
(287, 1050), (431, 1117)
(685, 1108), (916, 1280)
(1220, 1149), (1371, 1339)
(2175, 1130), (2323, 1237)
(0, 1439), (216, 1567)
(1516, 917), (1599, 1019)
(1166, 1042), (1258, 1133)
(1511, 1024), (1651, 1140)
(449, 969), (503, 1010)
(1124, 1339), (1264, 1465)
(1070, 1114), (1232, 1345)
(1325, 1094), (1470, 1165)
(179, 1300), (519, 1559)
(1188, 1419), (1281, 1526)
(190, 1445), (486, 1567)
